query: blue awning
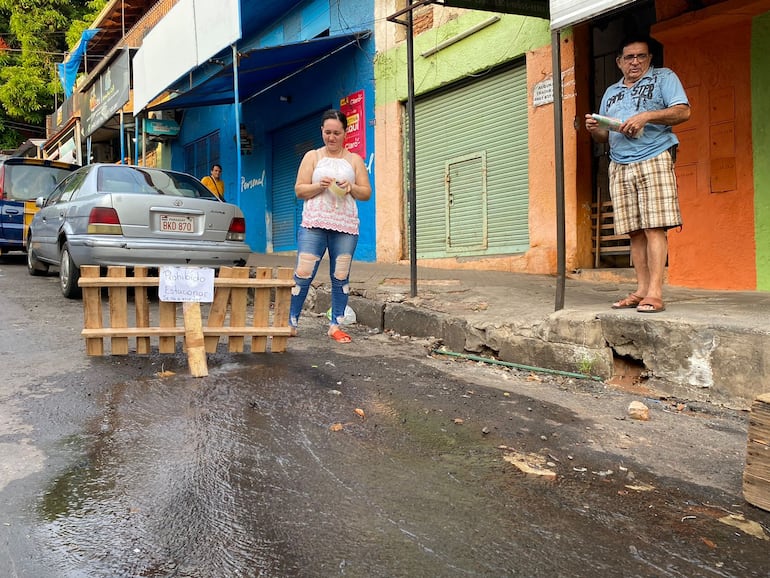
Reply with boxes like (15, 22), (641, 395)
(149, 32), (370, 111)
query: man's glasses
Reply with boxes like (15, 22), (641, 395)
(620, 53), (650, 63)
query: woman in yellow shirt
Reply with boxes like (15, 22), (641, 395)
(201, 164), (224, 200)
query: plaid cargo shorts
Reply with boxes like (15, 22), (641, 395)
(609, 148), (682, 235)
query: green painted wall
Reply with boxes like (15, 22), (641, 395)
(375, 12), (550, 105)
(753, 13), (770, 291)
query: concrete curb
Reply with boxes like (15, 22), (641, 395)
(311, 287), (769, 410)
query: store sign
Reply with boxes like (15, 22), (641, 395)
(340, 90), (366, 158)
(143, 118), (180, 137)
(533, 78), (553, 107)
(82, 49), (130, 137)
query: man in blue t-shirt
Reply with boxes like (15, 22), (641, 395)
(585, 35), (690, 313)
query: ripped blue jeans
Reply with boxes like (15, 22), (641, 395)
(289, 226), (358, 328)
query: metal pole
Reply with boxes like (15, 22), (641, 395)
(119, 110), (125, 164)
(232, 44), (243, 207)
(136, 115), (140, 165)
(406, 5), (418, 298)
(74, 119), (82, 165)
(551, 30), (566, 311)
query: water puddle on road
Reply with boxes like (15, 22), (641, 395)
(31, 353), (770, 577)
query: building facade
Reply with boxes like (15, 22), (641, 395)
(375, 0), (770, 291)
(44, 0), (770, 292)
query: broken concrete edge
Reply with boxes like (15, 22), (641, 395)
(312, 288), (765, 410)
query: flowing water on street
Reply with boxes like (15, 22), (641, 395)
(24, 346), (770, 578)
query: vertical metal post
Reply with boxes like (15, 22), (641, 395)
(119, 110), (125, 164)
(74, 119), (83, 165)
(232, 44), (243, 207)
(142, 120), (147, 166)
(135, 115), (140, 165)
(552, 29), (566, 311)
(406, 5), (418, 298)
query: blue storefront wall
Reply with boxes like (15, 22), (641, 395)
(174, 105), (237, 196)
(240, 44), (375, 261)
(171, 0), (376, 262)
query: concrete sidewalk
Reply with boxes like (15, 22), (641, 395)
(248, 253), (770, 410)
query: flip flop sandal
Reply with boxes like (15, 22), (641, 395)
(637, 297), (666, 313)
(611, 293), (644, 309)
(329, 329), (352, 343)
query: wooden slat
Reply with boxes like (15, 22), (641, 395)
(183, 302), (208, 377)
(743, 394), (770, 511)
(204, 266), (233, 353)
(82, 327), (294, 337)
(108, 267), (129, 355)
(271, 267), (293, 353)
(251, 267), (271, 353)
(228, 267), (250, 353)
(134, 267), (151, 354)
(591, 200), (630, 264)
(158, 301), (177, 354)
(79, 277), (295, 288)
(81, 266), (104, 356)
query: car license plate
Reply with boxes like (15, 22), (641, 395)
(160, 214), (194, 232)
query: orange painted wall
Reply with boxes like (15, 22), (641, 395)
(654, 7), (758, 289)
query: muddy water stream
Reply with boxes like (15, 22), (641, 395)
(24, 345), (770, 578)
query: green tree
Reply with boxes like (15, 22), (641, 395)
(0, 0), (99, 148)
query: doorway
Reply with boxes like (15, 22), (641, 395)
(589, 1), (657, 268)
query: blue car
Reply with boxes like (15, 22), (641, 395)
(0, 157), (79, 255)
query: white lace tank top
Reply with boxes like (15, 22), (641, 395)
(301, 153), (359, 235)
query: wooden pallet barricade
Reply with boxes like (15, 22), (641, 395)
(79, 265), (295, 363)
(744, 393), (770, 511)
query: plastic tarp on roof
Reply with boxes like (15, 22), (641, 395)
(148, 32), (368, 111)
(58, 29), (100, 98)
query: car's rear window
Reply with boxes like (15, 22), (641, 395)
(1, 164), (75, 201)
(97, 166), (219, 199)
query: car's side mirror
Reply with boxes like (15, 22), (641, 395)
(35, 196), (46, 208)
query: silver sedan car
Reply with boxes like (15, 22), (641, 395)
(27, 164), (252, 298)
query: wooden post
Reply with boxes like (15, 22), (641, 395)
(228, 267), (250, 353)
(183, 302), (208, 377)
(81, 266), (104, 356)
(205, 266), (233, 353)
(158, 300), (177, 354)
(134, 267), (151, 354)
(271, 267), (293, 352)
(744, 393), (770, 511)
(108, 267), (129, 355)
(251, 267), (271, 352)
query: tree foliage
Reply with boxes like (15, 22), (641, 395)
(0, 0), (102, 148)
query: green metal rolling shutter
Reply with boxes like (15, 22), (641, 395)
(412, 64), (529, 259)
(271, 114), (322, 252)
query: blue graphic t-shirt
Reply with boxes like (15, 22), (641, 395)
(599, 66), (689, 164)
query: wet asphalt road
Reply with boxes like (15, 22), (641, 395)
(1, 255), (770, 578)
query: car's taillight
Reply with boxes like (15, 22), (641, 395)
(0, 166), (5, 200)
(88, 207), (123, 234)
(226, 217), (246, 241)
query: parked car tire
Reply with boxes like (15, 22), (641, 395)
(27, 239), (49, 276)
(60, 242), (81, 299)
